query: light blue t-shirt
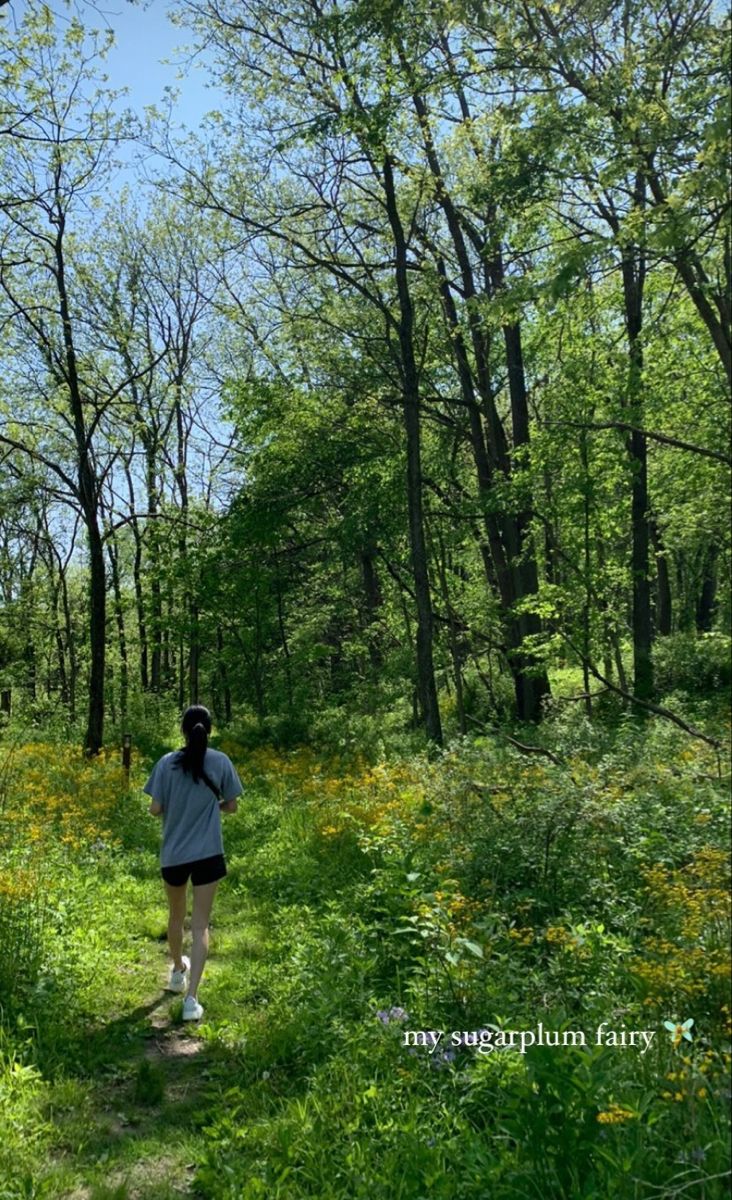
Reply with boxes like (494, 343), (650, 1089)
(144, 748), (243, 868)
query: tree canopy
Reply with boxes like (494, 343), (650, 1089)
(0, 0), (729, 749)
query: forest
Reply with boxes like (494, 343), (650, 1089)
(0, 1), (730, 1197)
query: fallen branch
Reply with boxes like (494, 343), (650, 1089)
(464, 713), (562, 765)
(555, 689), (609, 703)
(562, 635), (723, 751)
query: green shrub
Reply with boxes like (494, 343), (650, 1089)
(0, 862), (47, 1020)
(653, 631), (731, 695)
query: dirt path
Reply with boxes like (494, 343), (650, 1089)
(59, 938), (226, 1199)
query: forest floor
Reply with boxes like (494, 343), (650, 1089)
(41, 871), (265, 1199)
(1, 704), (731, 1199)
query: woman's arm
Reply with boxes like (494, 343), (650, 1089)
(219, 798), (238, 814)
(143, 757), (164, 815)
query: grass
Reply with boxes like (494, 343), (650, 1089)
(0, 868), (269, 1198)
(0, 693), (730, 1198)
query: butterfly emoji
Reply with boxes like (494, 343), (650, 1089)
(664, 1018), (694, 1047)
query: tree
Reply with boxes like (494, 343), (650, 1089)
(0, 5), (131, 751)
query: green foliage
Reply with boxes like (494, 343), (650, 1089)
(0, 705), (729, 1198)
(132, 1059), (165, 1107)
(653, 632), (732, 695)
(0, 0), (730, 1195)
(0, 870), (47, 1021)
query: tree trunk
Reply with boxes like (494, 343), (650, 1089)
(178, 630), (186, 710)
(696, 545), (718, 632)
(163, 578), (174, 687)
(146, 428), (163, 694)
(408, 77), (549, 721)
(125, 465), (149, 692)
(190, 599), (200, 704)
(53, 583), (70, 708)
(53, 213), (106, 753)
(595, 536), (615, 683)
(360, 546), (384, 669)
(131, 518), (149, 691)
(85, 518), (106, 752)
(107, 536), (129, 723)
(500, 318), (552, 720)
(274, 550), (293, 716)
(382, 153), (442, 744)
(434, 532), (467, 734)
(25, 637), (36, 702)
(650, 520), (672, 636)
(59, 564), (77, 722)
(174, 393), (192, 707)
(580, 428), (593, 717)
(216, 626), (232, 724)
(620, 181), (653, 703)
(630, 424), (653, 699)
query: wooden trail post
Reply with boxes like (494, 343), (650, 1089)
(122, 732), (132, 783)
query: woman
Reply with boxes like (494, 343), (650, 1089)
(144, 705), (242, 1021)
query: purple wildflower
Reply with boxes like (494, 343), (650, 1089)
(430, 1046), (457, 1069)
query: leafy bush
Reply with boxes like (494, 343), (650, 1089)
(0, 863), (47, 1019)
(653, 631), (732, 695)
(0, 711), (728, 1199)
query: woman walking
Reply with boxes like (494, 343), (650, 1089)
(145, 705), (242, 1021)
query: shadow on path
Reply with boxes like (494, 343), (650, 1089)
(56, 980), (222, 1198)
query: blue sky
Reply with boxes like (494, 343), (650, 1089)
(8, 0), (222, 133)
(100, 0), (220, 131)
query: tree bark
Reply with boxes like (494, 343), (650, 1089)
(216, 625), (232, 724)
(85, 519), (106, 752)
(499, 315), (552, 720)
(59, 561), (77, 721)
(53, 211), (106, 753)
(650, 520), (672, 636)
(696, 545), (718, 632)
(434, 530), (467, 734)
(53, 581), (70, 708)
(360, 546), (384, 669)
(382, 153), (442, 744)
(107, 534), (129, 722)
(125, 466), (149, 692)
(620, 199), (654, 702)
(190, 599), (200, 704)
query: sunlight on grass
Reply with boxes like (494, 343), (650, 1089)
(0, 717), (729, 1198)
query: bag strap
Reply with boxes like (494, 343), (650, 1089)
(200, 768), (223, 803)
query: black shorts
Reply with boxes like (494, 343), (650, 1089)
(161, 854), (227, 887)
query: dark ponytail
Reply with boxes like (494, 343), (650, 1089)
(175, 705), (212, 783)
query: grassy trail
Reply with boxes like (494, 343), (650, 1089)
(47, 859), (259, 1199)
(3, 731), (730, 1200)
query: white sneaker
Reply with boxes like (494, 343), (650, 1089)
(182, 996), (204, 1021)
(167, 956), (190, 993)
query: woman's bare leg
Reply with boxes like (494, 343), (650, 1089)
(188, 880), (219, 1000)
(164, 881), (188, 973)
